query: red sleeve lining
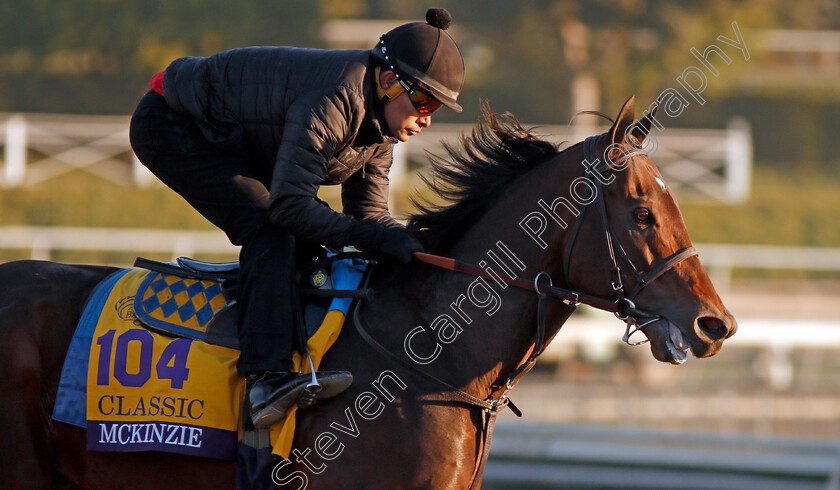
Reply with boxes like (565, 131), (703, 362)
(150, 70), (165, 96)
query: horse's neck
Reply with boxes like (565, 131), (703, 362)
(365, 151), (581, 399)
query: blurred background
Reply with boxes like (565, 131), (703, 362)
(2, 1), (840, 487)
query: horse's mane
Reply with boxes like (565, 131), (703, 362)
(407, 103), (564, 253)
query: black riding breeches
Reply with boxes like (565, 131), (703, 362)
(129, 90), (296, 374)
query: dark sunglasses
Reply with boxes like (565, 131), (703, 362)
(398, 80), (442, 115)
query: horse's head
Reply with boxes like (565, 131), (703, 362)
(562, 96), (736, 364)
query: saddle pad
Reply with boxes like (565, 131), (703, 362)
(134, 272), (235, 341)
(87, 269), (244, 459)
(53, 258), (368, 461)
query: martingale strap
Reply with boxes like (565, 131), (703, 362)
(352, 270), (557, 490)
(352, 302), (497, 413)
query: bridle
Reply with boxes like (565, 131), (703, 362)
(351, 134), (698, 489)
(563, 135), (698, 344)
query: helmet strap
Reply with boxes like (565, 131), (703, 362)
(375, 66), (405, 101)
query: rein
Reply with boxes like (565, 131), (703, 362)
(351, 135), (698, 488)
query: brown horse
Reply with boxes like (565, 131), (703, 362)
(0, 97), (735, 489)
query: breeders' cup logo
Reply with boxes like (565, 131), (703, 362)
(310, 269), (328, 288)
(115, 296), (137, 323)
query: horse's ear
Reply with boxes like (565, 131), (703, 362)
(631, 101), (658, 142)
(609, 96), (636, 160)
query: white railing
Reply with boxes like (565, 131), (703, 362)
(0, 226), (237, 261)
(0, 113), (155, 187)
(404, 119), (753, 204)
(484, 421), (840, 489)
(542, 313), (840, 390)
(694, 243), (840, 292)
(0, 112), (752, 203)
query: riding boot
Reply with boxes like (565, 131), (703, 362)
(247, 370), (353, 429)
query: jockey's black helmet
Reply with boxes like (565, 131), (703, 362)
(371, 8), (465, 113)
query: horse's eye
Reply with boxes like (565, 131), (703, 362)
(634, 207), (652, 223)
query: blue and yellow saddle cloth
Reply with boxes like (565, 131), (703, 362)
(52, 258), (366, 461)
(134, 272), (234, 340)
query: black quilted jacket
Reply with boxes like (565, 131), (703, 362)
(162, 47), (400, 250)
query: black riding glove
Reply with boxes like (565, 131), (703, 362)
(378, 227), (425, 263)
(347, 220), (424, 263)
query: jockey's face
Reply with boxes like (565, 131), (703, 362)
(380, 70), (432, 142)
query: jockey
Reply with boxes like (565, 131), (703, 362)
(129, 8), (465, 428)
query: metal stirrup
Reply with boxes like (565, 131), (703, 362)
(297, 355), (322, 408)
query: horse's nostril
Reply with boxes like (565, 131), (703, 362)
(697, 316), (729, 340)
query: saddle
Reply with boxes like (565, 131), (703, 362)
(132, 248), (369, 350)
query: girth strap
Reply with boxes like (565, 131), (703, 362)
(469, 407), (500, 490)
